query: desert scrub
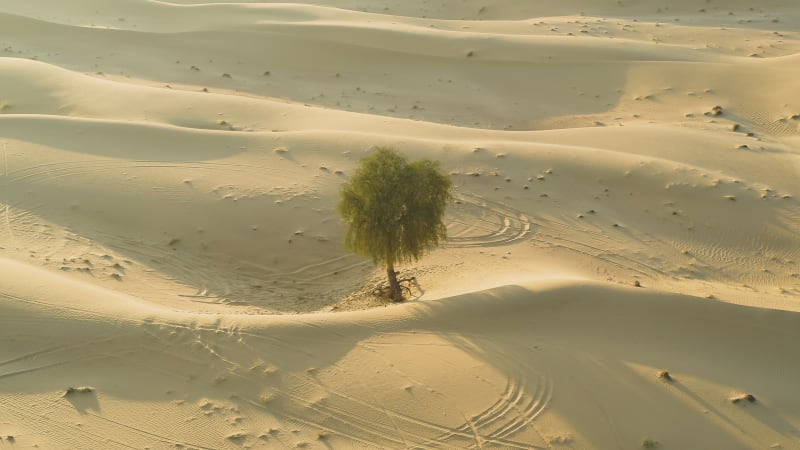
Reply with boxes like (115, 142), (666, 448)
(642, 438), (658, 448)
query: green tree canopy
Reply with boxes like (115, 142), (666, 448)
(338, 147), (452, 301)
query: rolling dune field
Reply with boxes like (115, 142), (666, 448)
(1, 1), (799, 448)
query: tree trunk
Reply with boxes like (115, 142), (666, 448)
(386, 263), (403, 302)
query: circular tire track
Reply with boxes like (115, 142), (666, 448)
(446, 193), (532, 248)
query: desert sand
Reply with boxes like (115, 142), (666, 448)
(1, 1), (799, 449)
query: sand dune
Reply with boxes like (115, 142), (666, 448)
(1, 0), (799, 448)
(2, 259), (799, 448)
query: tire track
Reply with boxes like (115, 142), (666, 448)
(4, 154), (367, 311)
(0, 289), (323, 359)
(0, 393), (139, 449)
(446, 191), (664, 280)
(7, 159), (289, 185)
(275, 369), (545, 449)
(446, 193), (532, 248)
(0, 334), (124, 368)
(63, 404), (219, 450)
(288, 387), (536, 450)
(2, 142), (13, 244)
(6, 392), (218, 450)
(420, 372), (551, 449)
(528, 214), (668, 278)
(490, 375), (553, 441)
(84, 225), (368, 312)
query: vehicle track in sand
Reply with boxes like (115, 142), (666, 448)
(3, 154), (376, 312)
(447, 192), (668, 282)
(261, 333), (554, 449)
(1, 142), (13, 245)
(446, 193), (532, 248)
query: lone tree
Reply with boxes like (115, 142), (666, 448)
(338, 147), (452, 301)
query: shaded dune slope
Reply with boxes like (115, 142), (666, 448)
(2, 259), (799, 448)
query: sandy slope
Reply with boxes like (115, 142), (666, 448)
(1, 0), (799, 448)
(2, 259), (799, 449)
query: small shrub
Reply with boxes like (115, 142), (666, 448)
(64, 386), (95, 397)
(730, 393), (756, 404)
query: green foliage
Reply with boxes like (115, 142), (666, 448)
(642, 438), (659, 449)
(338, 147), (452, 268)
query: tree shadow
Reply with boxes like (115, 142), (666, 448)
(64, 389), (101, 415)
